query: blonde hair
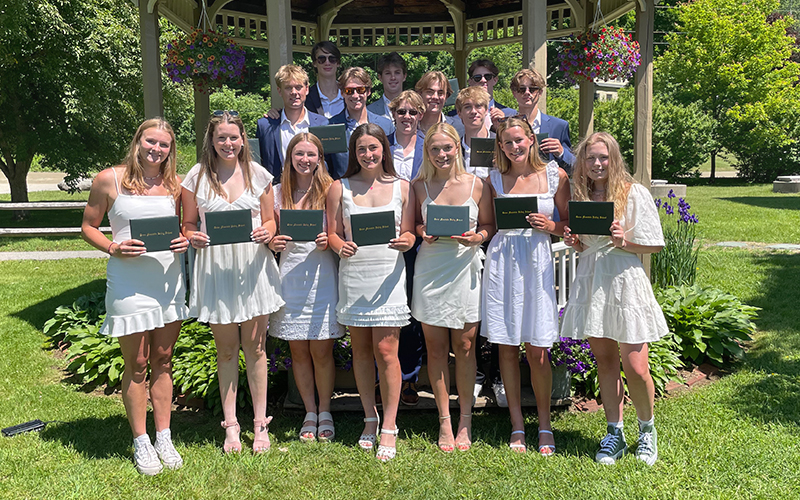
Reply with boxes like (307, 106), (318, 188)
(455, 87), (490, 113)
(275, 64), (309, 89)
(197, 111), (254, 200)
(572, 132), (634, 220)
(121, 118), (180, 197)
(494, 116), (546, 174)
(414, 71), (453, 99)
(280, 133), (333, 211)
(416, 123), (465, 183)
(510, 68), (546, 91)
(388, 90), (426, 115)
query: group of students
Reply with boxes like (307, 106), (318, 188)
(80, 42), (668, 475)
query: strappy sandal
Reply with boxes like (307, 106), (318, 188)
(376, 427), (399, 462)
(456, 413), (473, 451)
(220, 420), (241, 454)
(299, 412), (318, 443)
(253, 416), (273, 454)
(538, 429), (556, 457)
(317, 411), (335, 443)
(509, 429), (527, 453)
(358, 415), (380, 450)
(437, 415), (454, 453)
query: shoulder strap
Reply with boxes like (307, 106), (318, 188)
(111, 167), (120, 195)
(470, 174), (477, 192)
(423, 181), (430, 198)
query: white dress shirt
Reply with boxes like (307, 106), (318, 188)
(320, 89), (344, 119)
(280, 109), (311, 159)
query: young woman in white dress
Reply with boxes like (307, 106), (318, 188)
(181, 111), (284, 454)
(269, 133), (344, 443)
(81, 118), (189, 475)
(410, 123), (495, 452)
(481, 116), (570, 455)
(561, 132), (668, 466)
(326, 123), (416, 461)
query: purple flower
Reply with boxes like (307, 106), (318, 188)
(655, 198), (662, 208)
(668, 189), (676, 199)
(665, 205), (674, 215)
(284, 358), (292, 369)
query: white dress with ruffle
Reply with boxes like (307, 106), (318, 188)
(481, 162), (560, 347)
(411, 176), (483, 329)
(182, 164), (284, 324)
(269, 185), (344, 340)
(336, 177), (410, 327)
(100, 170), (189, 337)
(560, 183), (669, 344)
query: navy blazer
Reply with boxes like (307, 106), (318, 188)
(539, 112), (575, 175)
(255, 109), (328, 184)
(388, 129), (426, 181)
(366, 97), (392, 121)
(305, 84), (324, 116)
(325, 109), (396, 180)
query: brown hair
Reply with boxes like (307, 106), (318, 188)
(468, 59), (499, 77)
(417, 123), (465, 183)
(494, 116), (546, 174)
(377, 52), (407, 75)
(511, 68), (546, 92)
(121, 118), (180, 197)
(196, 111), (254, 200)
(280, 133), (333, 211)
(572, 132), (634, 220)
(338, 66), (372, 91)
(343, 123), (397, 178)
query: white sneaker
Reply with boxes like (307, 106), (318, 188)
(133, 435), (163, 476)
(492, 381), (508, 408)
(154, 429), (184, 470)
(473, 382), (483, 405)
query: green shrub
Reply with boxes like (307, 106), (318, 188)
(43, 292), (106, 346)
(656, 285), (759, 367)
(651, 192), (700, 289)
(645, 336), (684, 395)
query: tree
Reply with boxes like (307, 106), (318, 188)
(0, 0), (143, 212)
(656, 0), (800, 180)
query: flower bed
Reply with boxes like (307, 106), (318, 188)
(164, 28), (246, 94)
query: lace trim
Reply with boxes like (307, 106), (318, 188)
(269, 318), (345, 340)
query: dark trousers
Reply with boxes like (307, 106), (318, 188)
(399, 238), (425, 382)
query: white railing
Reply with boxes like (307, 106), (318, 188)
(551, 241), (577, 310)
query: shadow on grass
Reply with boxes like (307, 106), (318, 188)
(720, 197), (800, 211)
(10, 278), (106, 331)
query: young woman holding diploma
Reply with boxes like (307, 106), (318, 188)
(81, 118), (189, 475)
(481, 116), (570, 455)
(269, 133), (343, 443)
(410, 123), (495, 452)
(326, 123), (416, 461)
(181, 111), (284, 454)
(560, 132), (668, 466)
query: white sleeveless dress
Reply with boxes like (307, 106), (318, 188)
(481, 162), (560, 347)
(336, 177), (410, 327)
(560, 183), (669, 344)
(269, 185), (344, 340)
(182, 164), (284, 324)
(100, 169), (188, 337)
(411, 175), (484, 329)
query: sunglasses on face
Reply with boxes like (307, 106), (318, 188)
(395, 108), (419, 116)
(315, 55), (339, 64)
(343, 86), (368, 96)
(471, 73), (497, 83)
(513, 85), (541, 94)
(213, 110), (239, 117)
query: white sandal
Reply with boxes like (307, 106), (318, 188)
(538, 429), (555, 456)
(317, 411), (335, 443)
(509, 429), (527, 453)
(358, 415), (379, 450)
(376, 427), (399, 462)
(299, 412), (317, 443)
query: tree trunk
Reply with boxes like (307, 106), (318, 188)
(7, 161), (31, 220)
(710, 152), (716, 183)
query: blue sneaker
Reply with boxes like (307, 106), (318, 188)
(595, 425), (627, 465)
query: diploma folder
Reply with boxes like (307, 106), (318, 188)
(426, 204), (470, 237)
(494, 196), (538, 230)
(280, 209), (323, 241)
(204, 209), (253, 246)
(350, 211), (395, 246)
(470, 138), (496, 168)
(129, 215), (180, 253)
(568, 201), (614, 235)
(309, 124), (348, 154)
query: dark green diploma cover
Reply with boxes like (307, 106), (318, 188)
(280, 209), (323, 241)
(309, 124), (348, 154)
(351, 211), (395, 246)
(129, 215), (180, 253)
(470, 138), (496, 168)
(494, 196), (538, 230)
(535, 132), (549, 144)
(204, 209), (253, 246)
(568, 201), (614, 235)
(426, 204), (470, 237)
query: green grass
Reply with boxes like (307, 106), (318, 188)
(697, 151), (737, 174)
(1, 246), (800, 498)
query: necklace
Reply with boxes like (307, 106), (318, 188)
(294, 188), (308, 194)
(143, 172), (162, 181)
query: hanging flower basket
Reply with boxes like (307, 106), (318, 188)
(558, 26), (641, 84)
(164, 28), (246, 94)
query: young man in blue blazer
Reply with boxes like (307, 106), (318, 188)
(367, 52), (407, 122)
(447, 59), (516, 135)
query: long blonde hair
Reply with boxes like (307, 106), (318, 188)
(121, 118), (180, 197)
(572, 132), (634, 220)
(494, 116), (546, 174)
(416, 123), (466, 183)
(280, 133), (333, 210)
(197, 111), (254, 200)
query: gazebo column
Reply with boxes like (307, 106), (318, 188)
(632, 0), (654, 186)
(267, 0), (294, 108)
(522, 0), (548, 111)
(442, 0), (467, 89)
(140, 0), (163, 119)
(578, 2), (594, 139)
(192, 4), (210, 160)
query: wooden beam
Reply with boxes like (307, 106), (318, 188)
(522, 0), (548, 112)
(140, 0), (163, 118)
(632, 0), (654, 184)
(577, 0), (594, 138)
(147, 0), (158, 14)
(267, 0), (293, 108)
(317, 0), (356, 40)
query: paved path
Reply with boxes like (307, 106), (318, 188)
(0, 251), (108, 261)
(0, 172), (68, 195)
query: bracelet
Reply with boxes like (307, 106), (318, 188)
(477, 232), (486, 244)
(338, 246), (344, 258)
(107, 241), (116, 255)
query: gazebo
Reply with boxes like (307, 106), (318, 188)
(135, 0), (655, 185)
